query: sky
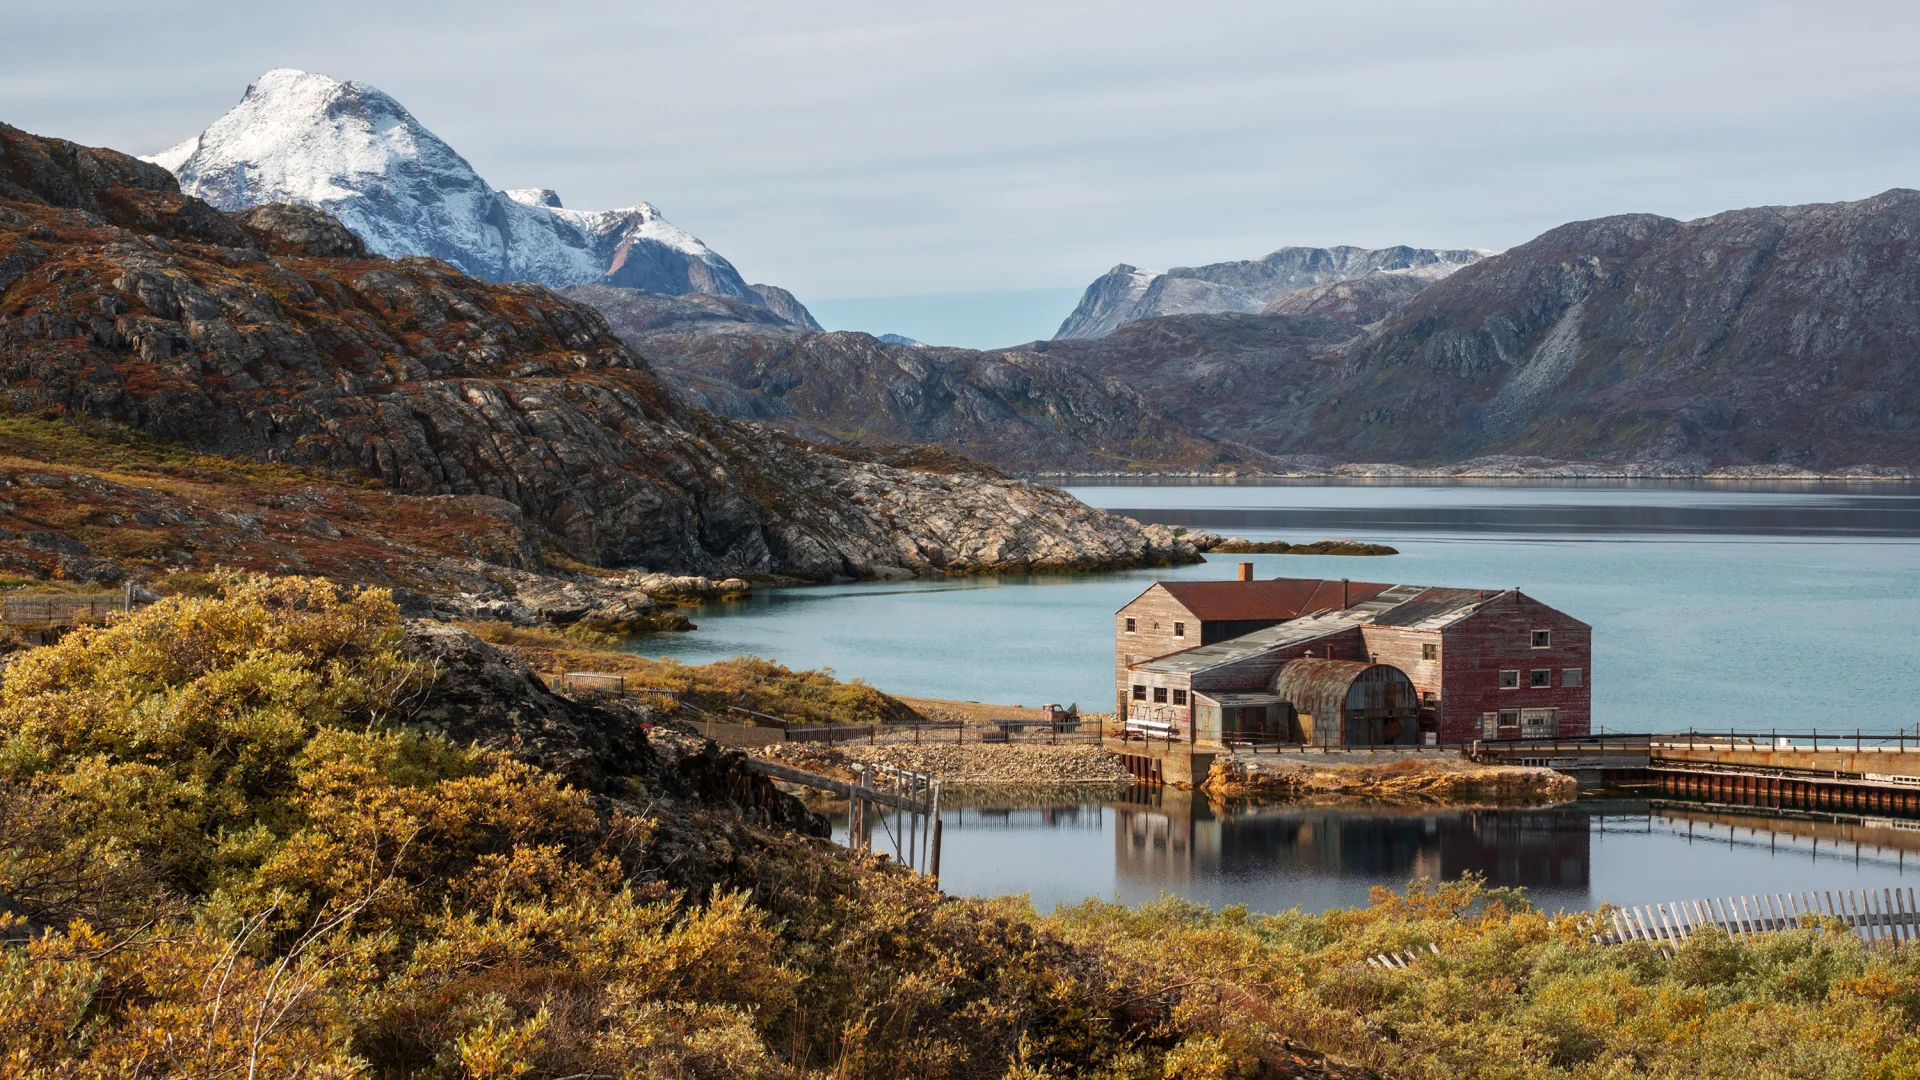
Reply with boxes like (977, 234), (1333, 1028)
(4, 0), (1918, 346)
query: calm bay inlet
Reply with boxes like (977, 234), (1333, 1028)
(642, 479), (1920, 913)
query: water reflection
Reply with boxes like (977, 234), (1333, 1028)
(847, 787), (1920, 915)
(1108, 788), (1588, 897)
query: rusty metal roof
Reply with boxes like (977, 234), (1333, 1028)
(1134, 612), (1360, 674)
(1193, 692), (1290, 707)
(1362, 587), (1502, 629)
(1149, 578), (1395, 621)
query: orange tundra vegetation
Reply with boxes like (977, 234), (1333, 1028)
(3, 575), (1920, 1078)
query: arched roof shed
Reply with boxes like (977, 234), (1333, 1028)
(1273, 658), (1420, 746)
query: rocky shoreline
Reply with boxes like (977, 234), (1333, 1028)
(1032, 458), (1918, 481)
(1202, 753), (1576, 802)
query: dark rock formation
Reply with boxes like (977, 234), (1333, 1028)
(0, 120), (1197, 580)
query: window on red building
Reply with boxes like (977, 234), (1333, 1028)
(1153, 687), (1168, 703)
(1422, 643), (1437, 661)
(1125, 617), (1136, 633)
(1563, 668), (1583, 687)
(1531, 630), (1551, 648)
(1499, 670), (1520, 689)
(1530, 669), (1551, 688)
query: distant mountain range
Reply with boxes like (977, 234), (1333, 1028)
(145, 69), (820, 330)
(1052, 245), (1488, 339)
(129, 76), (1920, 475)
(611, 193), (1920, 477)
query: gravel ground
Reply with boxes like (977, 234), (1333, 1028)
(760, 741), (1132, 784)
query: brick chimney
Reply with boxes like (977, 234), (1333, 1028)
(1239, 562), (1254, 582)
(1341, 577), (1349, 607)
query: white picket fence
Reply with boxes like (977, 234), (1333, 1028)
(1599, 888), (1920, 951)
(1365, 887), (1920, 970)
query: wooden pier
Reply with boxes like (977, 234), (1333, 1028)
(1472, 732), (1920, 812)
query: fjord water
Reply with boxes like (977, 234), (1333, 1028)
(842, 790), (1920, 915)
(641, 479), (1920, 735)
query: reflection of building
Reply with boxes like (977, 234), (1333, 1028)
(1112, 789), (1592, 893)
(1115, 569), (1591, 744)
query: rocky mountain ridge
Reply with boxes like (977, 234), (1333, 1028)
(575, 285), (1282, 473)
(616, 192), (1920, 476)
(146, 69), (820, 329)
(0, 120), (1199, 608)
(1304, 191), (1920, 470)
(1053, 245), (1488, 339)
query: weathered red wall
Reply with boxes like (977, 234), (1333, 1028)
(1434, 594), (1591, 743)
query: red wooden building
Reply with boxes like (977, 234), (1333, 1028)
(1116, 567), (1590, 746)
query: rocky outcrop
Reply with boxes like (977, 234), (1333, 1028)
(398, 620), (831, 885)
(145, 69), (819, 328)
(1054, 246), (1486, 339)
(0, 120), (1197, 585)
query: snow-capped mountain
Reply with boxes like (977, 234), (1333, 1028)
(1054, 245), (1493, 339)
(147, 69), (815, 326)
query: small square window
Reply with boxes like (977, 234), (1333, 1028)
(1153, 687), (1168, 703)
(1422, 643), (1437, 661)
(1173, 621), (1186, 638)
(1499, 670), (1520, 689)
(1420, 690), (1437, 705)
(1498, 709), (1520, 727)
(1531, 630), (1551, 649)
(1530, 669), (1551, 688)
(1131, 685), (1146, 701)
(1563, 668), (1583, 688)
(1125, 617), (1136, 633)
(1172, 689), (1187, 706)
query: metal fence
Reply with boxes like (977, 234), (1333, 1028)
(0, 594), (133, 624)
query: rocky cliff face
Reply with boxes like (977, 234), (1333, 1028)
(1302, 192), (1920, 470)
(1259, 272), (1433, 326)
(583, 290), (1280, 473)
(1054, 246), (1486, 339)
(0, 120), (1198, 583)
(146, 69), (819, 329)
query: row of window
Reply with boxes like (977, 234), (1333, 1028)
(1130, 685), (1188, 705)
(1483, 708), (1559, 736)
(1123, 617), (1185, 637)
(1499, 668), (1582, 689)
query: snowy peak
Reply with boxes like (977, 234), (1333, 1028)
(1054, 246), (1492, 339)
(505, 188), (564, 208)
(144, 69), (816, 327)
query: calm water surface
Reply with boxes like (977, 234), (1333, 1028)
(841, 790), (1920, 915)
(637, 480), (1920, 734)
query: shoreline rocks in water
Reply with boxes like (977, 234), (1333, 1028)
(1177, 529), (1397, 555)
(1203, 754), (1575, 801)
